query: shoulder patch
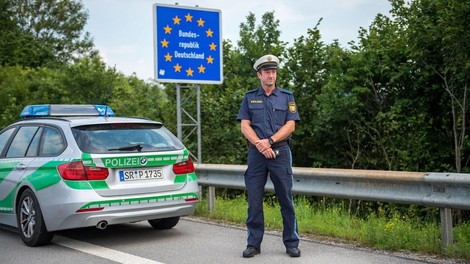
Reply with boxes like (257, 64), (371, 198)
(289, 102), (297, 113)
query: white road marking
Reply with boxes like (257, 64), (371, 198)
(54, 235), (165, 264)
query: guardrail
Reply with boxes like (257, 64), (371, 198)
(195, 163), (470, 253)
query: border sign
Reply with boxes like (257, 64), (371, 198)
(153, 3), (223, 84)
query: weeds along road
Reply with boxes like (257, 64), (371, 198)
(0, 217), (461, 264)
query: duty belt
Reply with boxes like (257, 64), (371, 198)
(248, 140), (289, 149)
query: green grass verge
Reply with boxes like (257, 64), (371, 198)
(193, 195), (470, 261)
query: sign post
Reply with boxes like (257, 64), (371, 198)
(153, 3), (223, 84)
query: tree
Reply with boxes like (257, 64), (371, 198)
(282, 20), (330, 167)
(0, 0), (52, 67)
(0, 65), (66, 127)
(343, 11), (434, 171)
(2, 0), (94, 66)
(309, 0), (469, 172)
(398, 0), (470, 172)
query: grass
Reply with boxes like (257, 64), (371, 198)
(193, 194), (470, 261)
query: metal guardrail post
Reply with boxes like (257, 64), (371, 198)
(440, 208), (453, 254)
(207, 186), (216, 212)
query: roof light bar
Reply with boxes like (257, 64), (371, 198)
(20, 104), (115, 117)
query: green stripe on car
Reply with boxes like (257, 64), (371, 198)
(79, 192), (199, 210)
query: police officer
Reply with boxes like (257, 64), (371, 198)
(237, 54), (301, 258)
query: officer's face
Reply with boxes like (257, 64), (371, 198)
(257, 68), (277, 87)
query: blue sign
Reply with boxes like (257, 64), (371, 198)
(153, 4), (223, 84)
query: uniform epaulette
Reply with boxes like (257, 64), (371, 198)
(280, 89), (293, 95)
(246, 89), (257, 94)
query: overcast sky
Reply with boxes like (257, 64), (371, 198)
(81, 0), (392, 81)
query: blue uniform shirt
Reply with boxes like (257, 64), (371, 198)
(237, 86), (300, 140)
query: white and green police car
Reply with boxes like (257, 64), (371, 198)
(0, 104), (199, 246)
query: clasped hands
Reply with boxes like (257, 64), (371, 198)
(255, 138), (276, 159)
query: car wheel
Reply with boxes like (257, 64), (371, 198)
(148, 216), (180, 229)
(17, 189), (54, 246)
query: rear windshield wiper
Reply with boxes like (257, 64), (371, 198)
(108, 144), (143, 152)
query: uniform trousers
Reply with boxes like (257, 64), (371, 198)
(244, 144), (299, 250)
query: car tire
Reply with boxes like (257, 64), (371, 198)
(148, 216), (180, 229)
(16, 189), (54, 246)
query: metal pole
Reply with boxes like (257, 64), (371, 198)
(176, 83), (205, 207)
(197, 84), (201, 163)
(176, 84), (182, 140)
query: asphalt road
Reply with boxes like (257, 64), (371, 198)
(0, 217), (462, 264)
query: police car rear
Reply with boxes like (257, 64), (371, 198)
(0, 105), (199, 246)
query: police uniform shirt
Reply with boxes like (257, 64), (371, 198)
(237, 86), (300, 140)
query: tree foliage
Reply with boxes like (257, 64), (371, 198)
(282, 21), (329, 167)
(284, 0), (469, 172)
(398, 0), (470, 172)
(0, 0), (94, 67)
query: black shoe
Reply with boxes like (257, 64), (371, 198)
(243, 246), (260, 258)
(286, 247), (301, 257)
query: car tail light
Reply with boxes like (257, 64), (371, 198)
(173, 156), (195, 174)
(58, 161), (109, 180)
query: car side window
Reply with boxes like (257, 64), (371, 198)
(0, 127), (16, 157)
(40, 127), (65, 156)
(6, 126), (40, 158)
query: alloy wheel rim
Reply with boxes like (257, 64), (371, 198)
(20, 197), (36, 238)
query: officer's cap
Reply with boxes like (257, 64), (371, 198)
(253, 54), (279, 71)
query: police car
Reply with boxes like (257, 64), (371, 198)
(0, 104), (199, 246)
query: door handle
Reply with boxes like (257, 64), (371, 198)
(15, 163), (27, 171)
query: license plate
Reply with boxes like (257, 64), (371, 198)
(119, 169), (163, 182)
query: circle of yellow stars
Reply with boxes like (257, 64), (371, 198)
(159, 12), (218, 77)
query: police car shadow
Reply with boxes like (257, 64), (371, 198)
(55, 221), (185, 245)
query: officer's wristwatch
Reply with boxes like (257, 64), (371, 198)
(268, 137), (275, 145)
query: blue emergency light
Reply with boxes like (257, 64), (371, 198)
(20, 104), (115, 117)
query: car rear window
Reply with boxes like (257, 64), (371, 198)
(72, 123), (185, 154)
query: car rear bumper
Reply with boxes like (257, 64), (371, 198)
(39, 181), (199, 231)
(75, 202), (196, 228)
(47, 198), (198, 231)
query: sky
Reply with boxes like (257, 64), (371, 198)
(81, 0), (392, 81)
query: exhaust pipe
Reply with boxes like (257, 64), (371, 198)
(96, 220), (108, 230)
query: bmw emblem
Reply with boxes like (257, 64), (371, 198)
(140, 157), (148, 165)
